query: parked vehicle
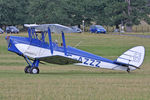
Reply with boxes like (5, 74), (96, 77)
(90, 25), (106, 33)
(0, 28), (4, 34)
(71, 26), (82, 33)
(6, 26), (19, 33)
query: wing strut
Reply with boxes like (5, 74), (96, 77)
(28, 28), (32, 41)
(61, 31), (67, 55)
(48, 28), (53, 55)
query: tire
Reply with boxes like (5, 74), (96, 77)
(30, 67), (39, 74)
(24, 66), (31, 73)
(127, 67), (130, 73)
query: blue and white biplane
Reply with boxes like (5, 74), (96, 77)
(6, 24), (145, 74)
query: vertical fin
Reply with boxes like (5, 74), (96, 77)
(115, 46), (145, 70)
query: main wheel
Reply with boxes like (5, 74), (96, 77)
(30, 67), (39, 74)
(24, 66), (31, 73)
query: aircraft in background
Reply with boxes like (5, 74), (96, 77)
(6, 24), (145, 74)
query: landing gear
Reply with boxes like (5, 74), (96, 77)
(30, 67), (39, 74)
(24, 66), (31, 73)
(24, 66), (39, 74)
(127, 67), (130, 73)
(24, 56), (40, 74)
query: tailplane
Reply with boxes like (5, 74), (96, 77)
(115, 46), (145, 71)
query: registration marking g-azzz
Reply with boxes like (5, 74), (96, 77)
(78, 57), (101, 67)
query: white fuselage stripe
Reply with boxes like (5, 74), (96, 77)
(15, 43), (131, 71)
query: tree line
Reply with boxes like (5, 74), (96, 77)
(0, 0), (150, 32)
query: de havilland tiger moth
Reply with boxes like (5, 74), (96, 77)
(5, 24), (145, 74)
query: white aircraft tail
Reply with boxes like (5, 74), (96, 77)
(115, 46), (145, 71)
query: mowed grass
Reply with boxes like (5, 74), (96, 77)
(0, 33), (150, 100)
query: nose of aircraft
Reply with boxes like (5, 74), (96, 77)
(5, 36), (22, 55)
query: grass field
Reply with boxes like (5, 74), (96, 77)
(0, 32), (150, 100)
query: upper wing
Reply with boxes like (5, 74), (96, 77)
(38, 55), (81, 65)
(26, 24), (77, 33)
(24, 24), (39, 27)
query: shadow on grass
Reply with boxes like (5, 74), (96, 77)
(39, 70), (129, 76)
(38, 71), (145, 78)
(0, 70), (140, 78)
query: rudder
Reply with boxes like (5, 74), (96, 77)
(115, 46), (145, 70)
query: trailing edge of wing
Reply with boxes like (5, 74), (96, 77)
(38, 55), (81, 65)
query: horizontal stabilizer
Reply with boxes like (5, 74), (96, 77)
(115, 46), (145, 68)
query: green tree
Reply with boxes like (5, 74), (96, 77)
(0, 0), (29, 26)
(125, 0), (150, 32)
(64, 0), (106, 26)
(27, 0), (71, 25)
(1, 0), (150, 32)
(100, 0), (150, 32)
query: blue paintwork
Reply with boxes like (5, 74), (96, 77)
(48, 28), (53, 55)
(28, 28), (32, 41)
(6, 27), (115, 69)
(24, 55), (32, 66)
(32, 59), (40, 67)
(5, 36), (23, 56)
(67, 46), (113, 63)
(61, 31), (67, 56)
(90, 25), (106, 33)
(6, 36), (114, 64)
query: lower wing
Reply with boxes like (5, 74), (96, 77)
(38, 55), (81, 65)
